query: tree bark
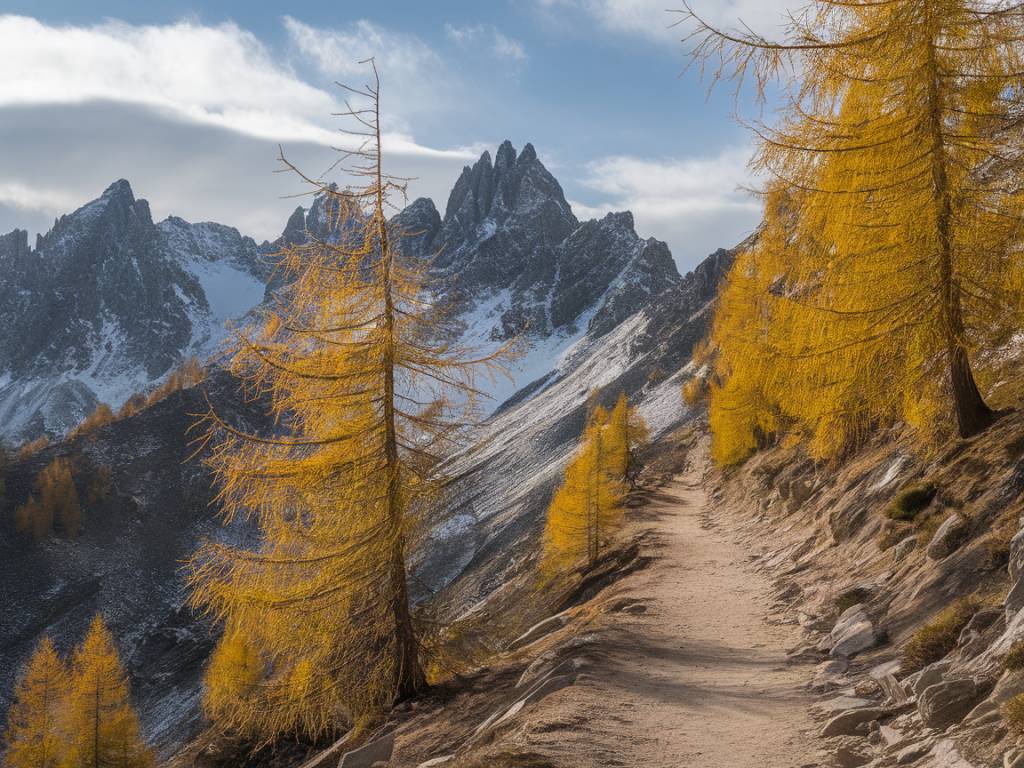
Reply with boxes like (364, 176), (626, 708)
(923, 18), (993, 438)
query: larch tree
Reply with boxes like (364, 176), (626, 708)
(64, 616), (152, 768)
(606, 392), (649, 487)
(189, 61), (506, 739)
(542, 402), (632, 578)
(3, 637), (68, 768)
(685, 0), (1024, 461)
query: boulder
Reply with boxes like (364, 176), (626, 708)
(930, 738), (977, 767)
(338, 733), (394, 768)
(918, 678), (980, 730)
(912, 660), (952, 697)
(1007, 576), (1024, 620)
(828, 605), (877, 658)
(416, 759), (455, 768)
(892, 535), (918, 561)
(1006, 747), (1024, 768)
(927, 514), (969, 560)
(820, 707), (889, 737)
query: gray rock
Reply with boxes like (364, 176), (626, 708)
(918, 678), (980, 730)
(416, 758), (455, 768)
(820, 707), (889, 737)
(927, 514), (969, 560)
(338, 732), (394, 768)
(1009, 528), (1024, 584)
(912, 661), (952, 697)
(834, 745), (871, 767)
(896, 741), (931, 764)
(892, 535), (918, 561)
(1007, 576), (1024, 620)
(930, 738), (977, 767)
(828, 605), (877, 658)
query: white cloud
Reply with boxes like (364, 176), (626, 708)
(283, 17), (454, 133)
(0, 14), (471, 160)
(444, 23), (527, 62)
(0, 182), (81, 216)
(572, 146), (762, 267)
(537, 0), (800, 43)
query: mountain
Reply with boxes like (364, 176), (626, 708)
(0, 141), (727, 754)
(0, 181), (269, 442)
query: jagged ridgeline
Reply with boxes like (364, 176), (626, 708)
(0, 129), (729, 750)
(685, 0), (1024, 464)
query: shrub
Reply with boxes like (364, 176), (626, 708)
(901, 596), (980, 672)
(1005, 693), (1024, 734)
(117, 394), (146, 419)
(885, 482), (938, 521)
(682, 377), (705, 407)
(1005, 642), (1024, 671)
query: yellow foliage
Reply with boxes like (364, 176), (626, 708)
(542, 395), (646, 579)
(17, 436), (49, 460)
(189, 65), (507, 739)
(687, 0), (1024, 463)
(64, 616), (152, 768)
(16, 458), (80, 540)
(145, 357), (205, 408)
(3, 637), (68, 768)
(69, 403), (116, 439)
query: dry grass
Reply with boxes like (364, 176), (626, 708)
(1005, 693), (1024, 734)
(901, 596), (981, 672)
(1005, 642), (1024, 671)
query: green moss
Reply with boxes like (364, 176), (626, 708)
(901, 597), (979, 672)
(885, 482), (938, 521)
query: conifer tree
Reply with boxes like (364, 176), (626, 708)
(64, 616), (151, 768)
(606, 392), (649, 487)
(189, 61), (506, 738)
(685, 0), (1024, 458)
(542, 403), (631, 578)
(3, 637), (68, 768)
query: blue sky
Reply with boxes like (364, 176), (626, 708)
(0, 0), (794, 270)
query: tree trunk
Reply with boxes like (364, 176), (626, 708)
(376, 125), (426, 699)
(923, 20), (993, 439)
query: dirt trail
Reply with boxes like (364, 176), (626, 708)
(531, 444), (818, 767)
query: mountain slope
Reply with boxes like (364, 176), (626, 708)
(0, 181), (269, 441)
(0, 141), (727, 754)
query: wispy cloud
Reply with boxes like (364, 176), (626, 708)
(572, 146), (762, 265)
(535, 0), (799, 43)
(444, 23), (527, 62)
(0, 14), (470, 159)
(0, 181), (81, 215)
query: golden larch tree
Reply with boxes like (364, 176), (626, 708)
(686, 0), (1024, 461)
(606, 392), (649, 487)
(64, 616), (152, 768)
(542, 402), (632, 578)
(189, 61), (506, 738)
(3, 637), (68, 768)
